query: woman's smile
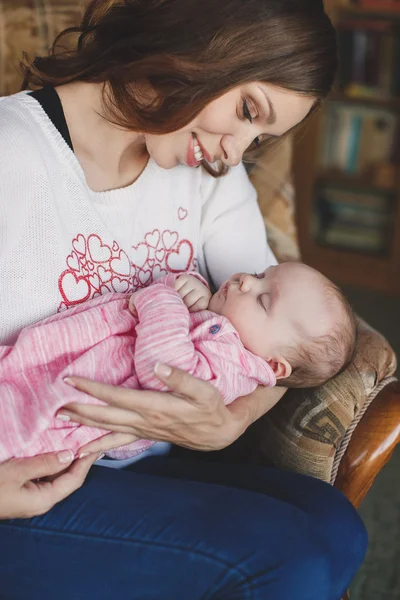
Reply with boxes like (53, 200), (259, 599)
(185, 133), (213, 167)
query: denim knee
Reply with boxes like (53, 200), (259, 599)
(316, 484), (368, 563)
(305, 484), (368, 599)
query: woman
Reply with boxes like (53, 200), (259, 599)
(0, 1), (367, 598)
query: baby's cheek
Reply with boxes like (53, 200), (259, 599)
(223, 302), (245, 331)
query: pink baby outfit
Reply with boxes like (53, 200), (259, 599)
(0, 274), (275, 462)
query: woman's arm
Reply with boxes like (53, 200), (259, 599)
(59, 365), (286, 455)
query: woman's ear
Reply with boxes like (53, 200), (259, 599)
(267, 357), (292, 380)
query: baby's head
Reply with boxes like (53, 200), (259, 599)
(209, 262), (356, 388)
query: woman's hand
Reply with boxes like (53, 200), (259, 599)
(58, 364), (286, 456)
(0, 451), (100, 519)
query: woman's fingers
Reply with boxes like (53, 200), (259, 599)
(58, 396), (185, 440)
(48, 453), (99, 502)
(26, 453), (99, 516)
(60, 367), (235, 450)
(16, 449), (75, 483)
(79, 433), (140, 456)
(63, 376), (135, 406)
(59, 406), (139, 434)
(63, 365), (217, 410)
(154, 364), (221, 407)
(0, 452), (100, 519)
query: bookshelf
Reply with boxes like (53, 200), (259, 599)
(293, 0), (400, 294)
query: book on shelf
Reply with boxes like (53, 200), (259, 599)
(320, 226), (387, 253)
(337, 16), (400, 99)
(313, 184), (394, 255)
(319, 102), (398, 175)
(351, 1), (400, 12)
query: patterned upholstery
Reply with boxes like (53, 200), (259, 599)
(249, 138), (301, 263)
(1, 0), (397, 483)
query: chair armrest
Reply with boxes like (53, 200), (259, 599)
(334, 380), (400, 508)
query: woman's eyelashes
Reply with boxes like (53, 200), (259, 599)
(242, 99), (256, 124)
(242, 100), (262, 148)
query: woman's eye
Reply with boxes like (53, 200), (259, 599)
(243, 99), (254, 124)
(253, 272), (264, 279)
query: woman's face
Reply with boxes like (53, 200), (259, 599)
(144, 83), (315, 169)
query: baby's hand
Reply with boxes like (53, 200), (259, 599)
(128, 294), (138, 317)
(174, 275), (211, 312)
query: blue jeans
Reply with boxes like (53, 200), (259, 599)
(0, 457), (367, 599)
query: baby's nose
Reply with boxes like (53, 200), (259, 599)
(239, 273), (253, 291)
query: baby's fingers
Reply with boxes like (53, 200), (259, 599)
(173, 276), (190, 292)
(188, 297), (209, 312)
(128, 295), (137, 317)
(181, 290), (203, 309)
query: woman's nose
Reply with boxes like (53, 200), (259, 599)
(220, 134), (250, 167)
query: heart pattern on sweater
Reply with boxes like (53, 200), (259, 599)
(58, 227), (197, 311)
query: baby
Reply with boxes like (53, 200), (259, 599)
(180, 261), (357, 388)
(0, 262), (356, 462)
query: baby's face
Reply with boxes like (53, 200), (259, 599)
(208, 262), (334, 362)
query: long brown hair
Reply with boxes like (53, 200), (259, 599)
(21, 0), (337, 173)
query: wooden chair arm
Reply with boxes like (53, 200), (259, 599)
(334, 380), (400, 508)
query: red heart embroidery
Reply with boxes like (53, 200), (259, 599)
(152, 266), (168, 281)
(145, 229), (160, 248)
(89, 273), (101, 290)
(88, 234), (112, 263)
(178, 207), (188, 221)
(59, 271), (91, 305)
(99, 284), (111, 295)
(138, 269), (152, 286)
(162, 230), (178, 250)
(72, 234), (86, 256)
(111, 277), (130, 293)
(110, 251), (131, 276)
(66, 252), (80, 272)
(131, 243), (149, 268)
(98, 266), (112, 283)
(155, 248), (166, 263)
(166, 240), (194, 273)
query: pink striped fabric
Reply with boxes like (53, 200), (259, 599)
(0, 274), (275, 462)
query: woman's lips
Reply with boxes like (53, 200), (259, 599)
(196, 136), (213, 163)
(185, 134), (212, 167)
(186, 135), (201, 167)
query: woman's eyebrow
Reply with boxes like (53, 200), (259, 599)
(257, 86), (277, 125)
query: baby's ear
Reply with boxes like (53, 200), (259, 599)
(267, 357), (292, 380)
